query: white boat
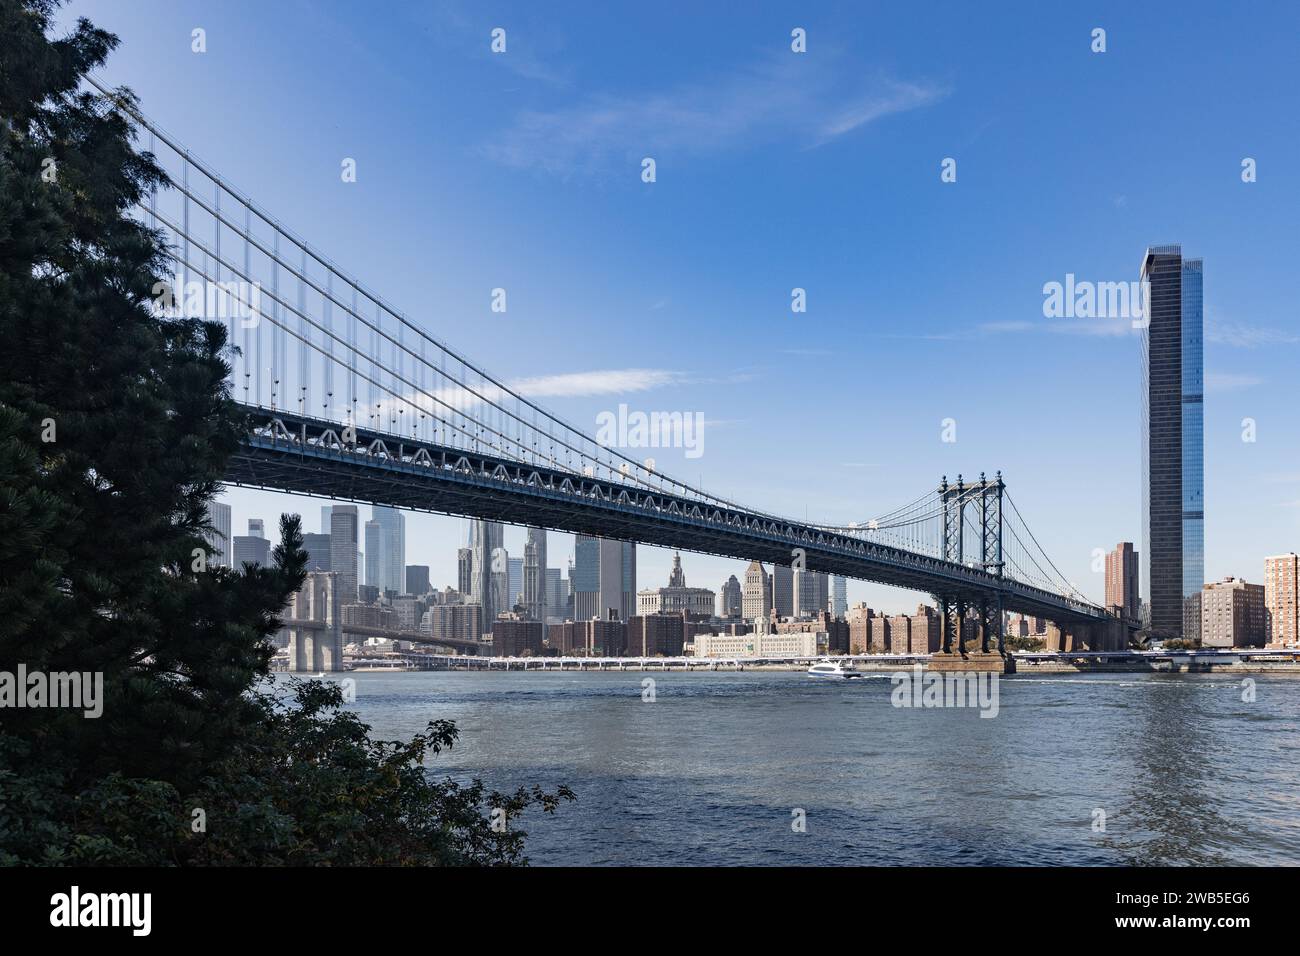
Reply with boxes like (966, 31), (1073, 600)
(806, 660), (863, 680)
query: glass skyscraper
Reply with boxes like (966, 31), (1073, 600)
(1140, 245), (1203, 639)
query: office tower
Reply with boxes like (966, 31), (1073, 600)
(620, 540), (637, 622)
(1200, 577), (1266, 648)
(363, 520), (381, 589)
(329, 505), (359, 602)
(492, 549), (510, 618)
(742, 561), (771, 621)
(369, 505), (405, 595)
(830, 575), (847, 618)
(508, 556), (523, 611)
(248, 518), (265, 538)
(405, 565), (430, 596)
(204, 501), (232, 568)
(1140, 245), (1204, 639)
(1265, 553), (1299, 646)
(544, 567), (567, 622)
(718, 574), (743, 618)
(771, 564), (794, 617)
(320, 506), (332, 534)
(457, 547), (473, 595)
(469, 520), (504, 634)
(794, 569), (828, 618)
(598, 538), (625, 620)
(232, 533), (270, 568)
(522, 528), (546, 621)
(1105, 542), (1140, 621)
(302, 532), (332, 571)
(573, 535), (600, 620)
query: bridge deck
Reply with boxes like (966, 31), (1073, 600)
(231, 405), (1109, 624)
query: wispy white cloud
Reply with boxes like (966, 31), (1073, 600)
(1205, 372), (1264, 393)
(883, 318), (1139, 341)
(509, 368), (680, 398)
(481, 54), (947, 176)
(425, 366), (753, 414)
(1206, 320), (1300, 348)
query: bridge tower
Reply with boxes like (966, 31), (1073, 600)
(935, 473), (1008, 670)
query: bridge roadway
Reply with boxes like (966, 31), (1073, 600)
(232, 404), (1109, 625)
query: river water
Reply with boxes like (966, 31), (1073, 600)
(325, 669), (1300, 866)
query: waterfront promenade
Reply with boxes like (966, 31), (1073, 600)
(337, 648), (1300, 675)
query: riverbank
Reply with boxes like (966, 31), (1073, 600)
(347, 656), (1300, 675)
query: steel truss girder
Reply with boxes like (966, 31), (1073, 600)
(231, 405), (1107, 624)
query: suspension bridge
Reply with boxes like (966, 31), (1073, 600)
(91, 77), (1127, 661)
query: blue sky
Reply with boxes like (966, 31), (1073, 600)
(64, 0), (1300, 610)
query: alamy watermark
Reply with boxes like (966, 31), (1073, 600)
(151, 271), (261, 325)
(1042, 274), (1149, 327)
(595, 403), (705, 459)
(0, 664), (103, 718)
(890, 664), (999, 718)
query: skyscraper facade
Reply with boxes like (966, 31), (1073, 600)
(598, 538), (626, 620)
(830, 575), (847, 618)
(794, 569), (829, 618)
(363, 520), (381, 589)
(718, 574), (743, 618)
(329, 505), (359, 602)
(204, 501), (232, 568)
(469, 520), (505, 634)
(405, 565), (430, 596)
(742, 561), (771, 621)
(522, 528), (547, 622)
(370, 505), (405, 595)
(573, 535), (600, 620)
(302, 532), (332, 572)
(1140, 245), (1204, 639)
(457, 547), (473, 595)
(544, 567), (567, 623)
(771, 564), (794, 617)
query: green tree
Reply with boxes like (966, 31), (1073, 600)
(0, 0), (570, 865)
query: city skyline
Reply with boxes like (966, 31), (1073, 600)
(65, 0), (1300, 615)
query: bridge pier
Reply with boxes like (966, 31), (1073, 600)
(929, 592), (1012, 674)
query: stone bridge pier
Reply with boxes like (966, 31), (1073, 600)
(284, 571), (343, 671)
(1044, 617), (1129, 652)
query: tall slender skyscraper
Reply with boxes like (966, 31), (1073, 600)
(469, 520), (504, 634)
(370, 505), (405, 595)
(1140, 245), (1204, 639)
(771, 564), (794, 617)
(204, 501), (232, 568)
(522, 528), (547, 622)
(573, 535), (600, 620)
(363, 519), (382, 589)
(457, 547), (473, 595)
(830, 575), (847, 618)
(1105, 542), (1140, 622)
(329, 505), (359, 602)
